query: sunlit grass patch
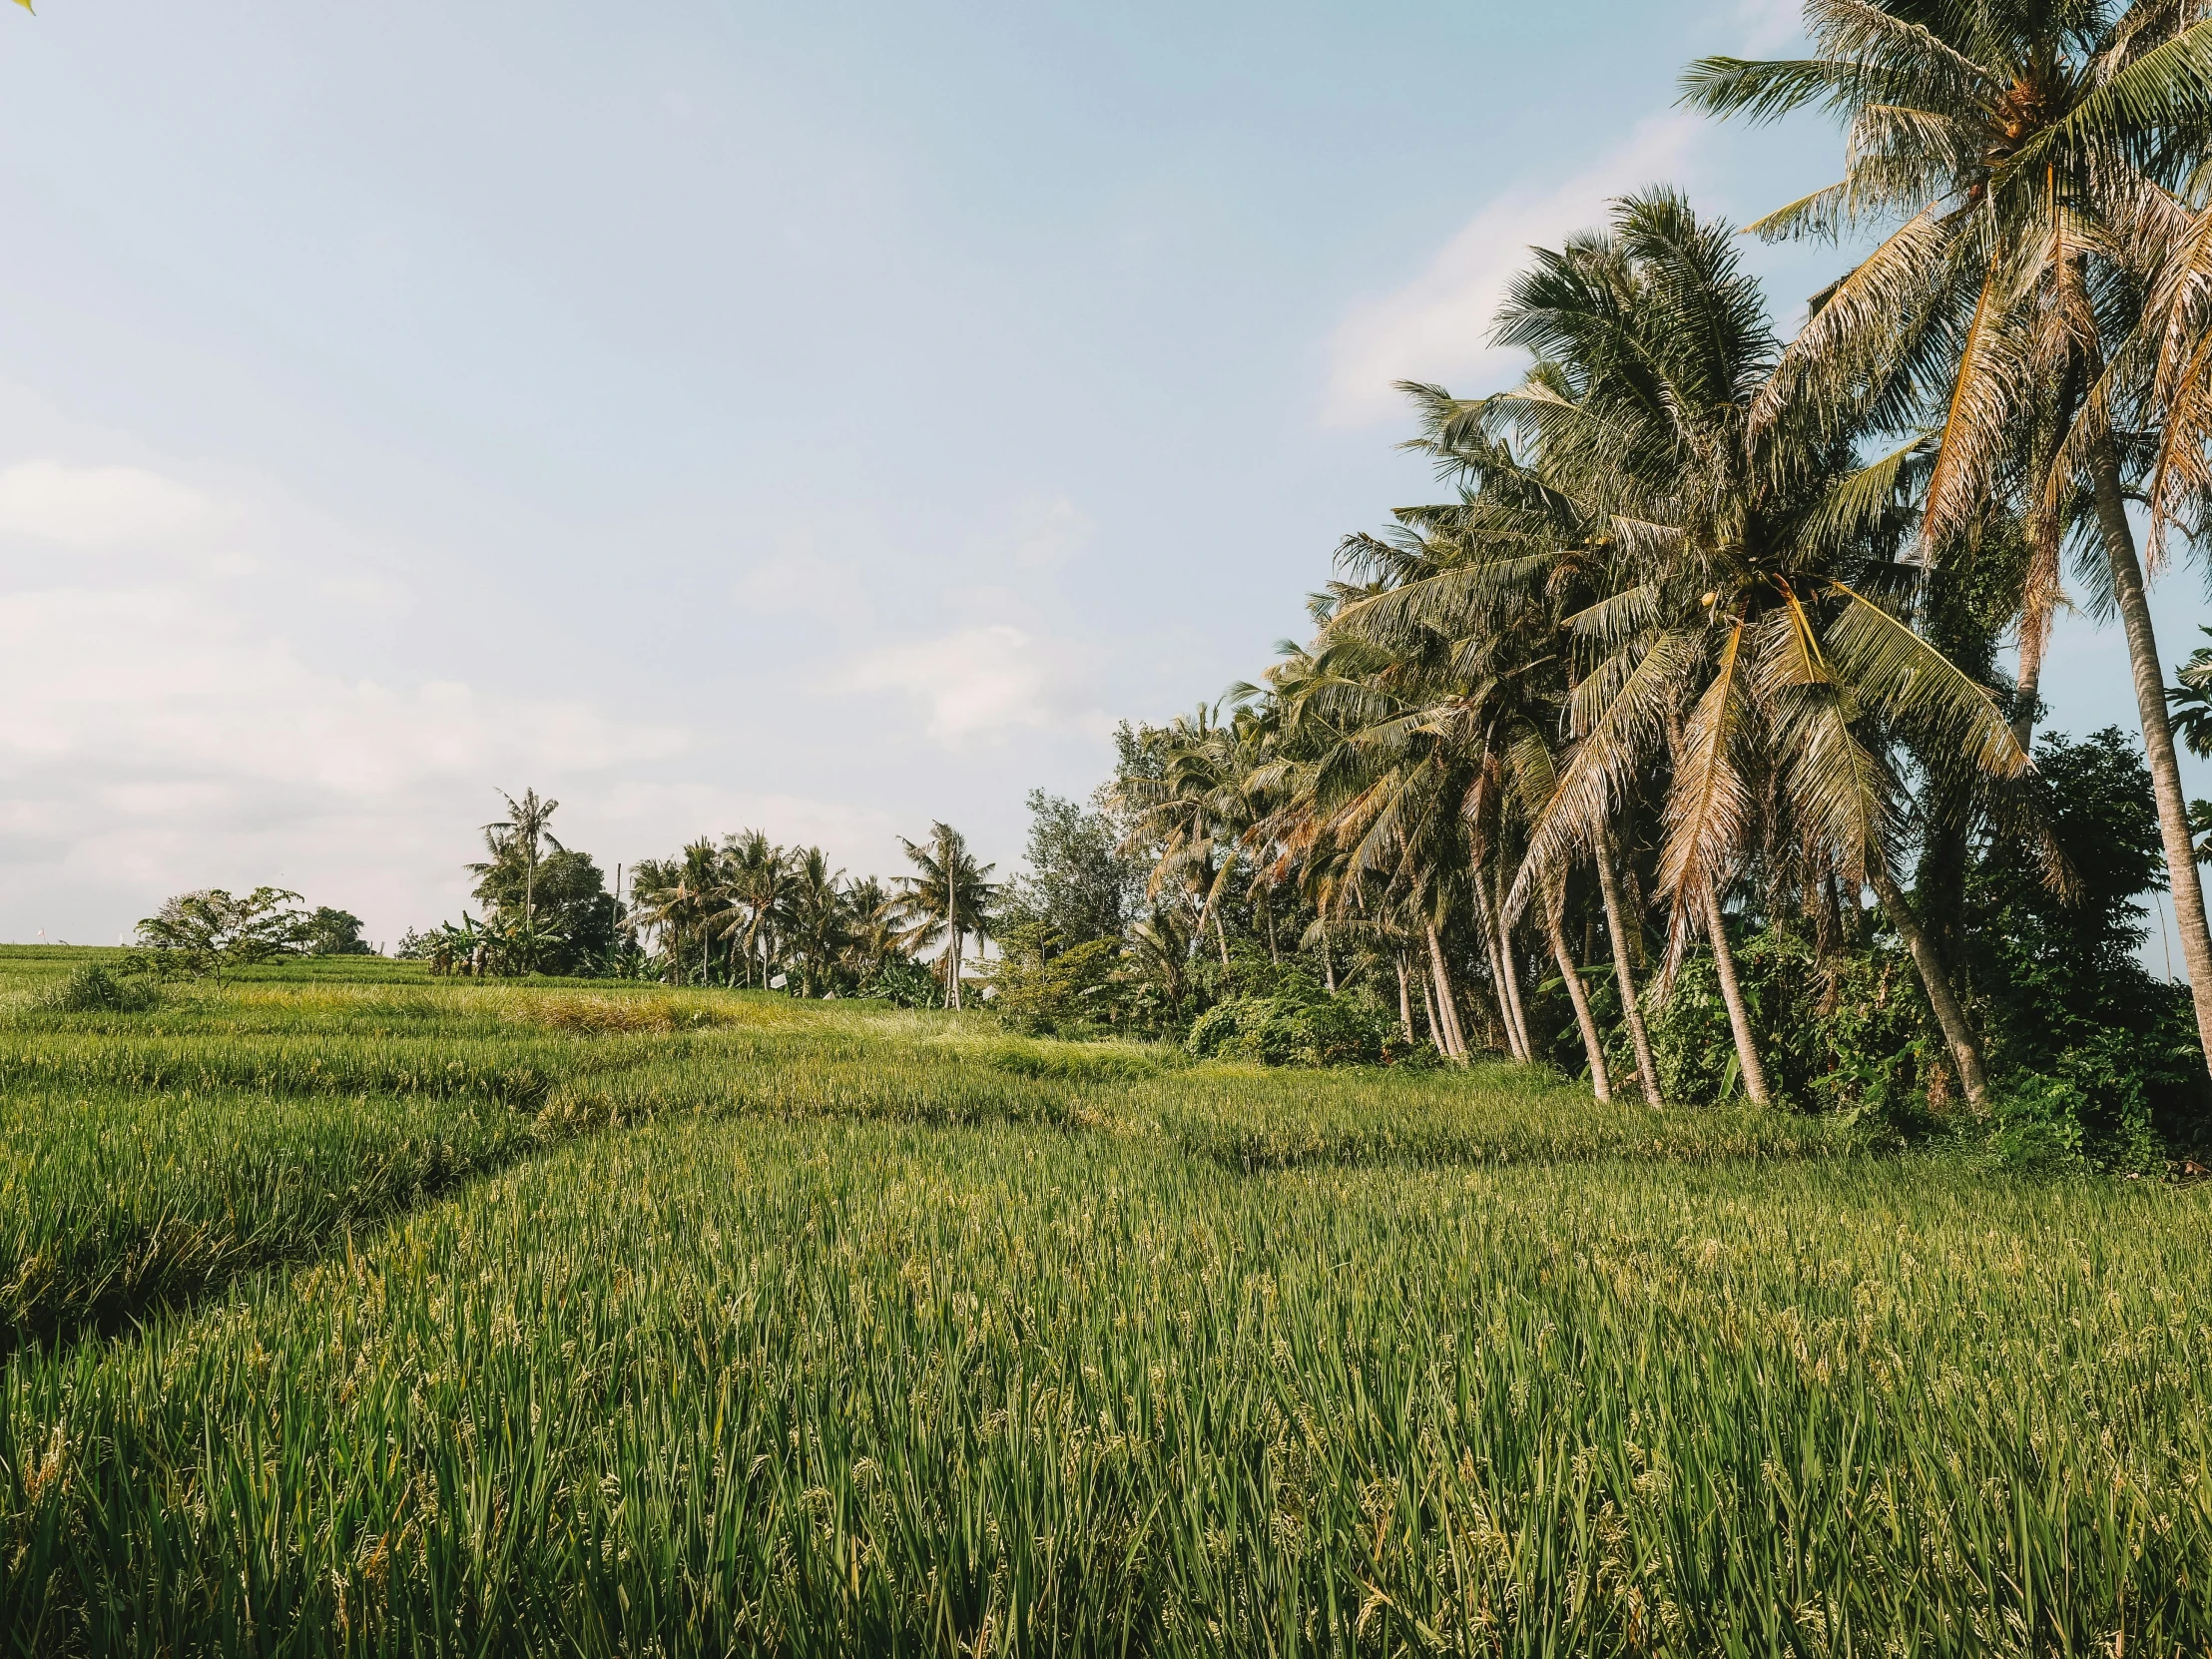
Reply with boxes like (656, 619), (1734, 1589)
(0, 1084), (539, 1352)
(3, 1117), (2205, 1652)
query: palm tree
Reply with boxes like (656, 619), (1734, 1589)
(785, 847), (845, 997)
(838, 875), (906, 984)
(1682, 0), (2212, 1077)
(895, 823), (999, 1008)
(1395, 193), (2028, 1108)
(484, 789), (561, 944)
(1111, 706), (1260, 967)
(720, 830), (788, 987)
(625, 838), (723, 982)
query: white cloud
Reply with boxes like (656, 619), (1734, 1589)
(836, 623), (1104, 748)
(0, 459), (229, 551)
(0, 580), (692, 937)
(1324, 116), (1703, 426)
(0, 584), (684, 788)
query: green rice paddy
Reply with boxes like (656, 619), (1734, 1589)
(0, 947), (2205, 1654)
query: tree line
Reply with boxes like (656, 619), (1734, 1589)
(1052, 2), (2212, 1159)
(116, 3), (2212, 1165)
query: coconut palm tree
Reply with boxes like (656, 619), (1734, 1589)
(483, 789), (561, 942)
(1396, 192), (2029, 1108)
(838, 875), (906, 984)
(719, 830), (788, 987)
(1110, 706), (1260, 967)
(1682, 0), (2212, 1077)
(785, 847), (844, 997)
(625, 838), (723, 983)
(895, 823), (999, 1008)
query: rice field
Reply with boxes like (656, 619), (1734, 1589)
(1, 946), (2206, 1654)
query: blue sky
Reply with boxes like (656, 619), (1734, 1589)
(2, 0), (2207, 951)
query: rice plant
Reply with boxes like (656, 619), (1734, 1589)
(4, 1118), (2207, 1653)
(3, 950), (2208, 1652)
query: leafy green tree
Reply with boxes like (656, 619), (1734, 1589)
(1965, 728), (2204, 1157)
(135, 887), (310, 987)
(301, 906), (373, 955)
(987, 922), (1121, 1033)
(1000, 791), (1140, 949)
(468, 844), (616, 975)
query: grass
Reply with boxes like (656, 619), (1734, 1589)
(0, 946), (2206, 1653)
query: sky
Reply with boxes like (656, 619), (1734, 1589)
(2, 0), (2209, 953)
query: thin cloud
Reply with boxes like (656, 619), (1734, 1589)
(1323, 116), (1703, 427)
(837, 623), (1106, 749)
(0, 580), (691, 938)
(0, 460), (229, 551)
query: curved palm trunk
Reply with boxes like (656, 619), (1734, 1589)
(1866, 863), (1990, 1112)
(1491, 882), (1534, 1062)
(1701, 889), (1771, 1106)
(1542, 893), (1611, 1102)
(1393, 955), (1414, 1043)
(2091, 443), (2212, 1079)
(1215, 907), (1231, 969)
(1419, 967), (1447, 1056)
(1471, 881), (1526, 1061)
(1594, 854), (1660, 1105)
(1425, 923), (1468, 1062)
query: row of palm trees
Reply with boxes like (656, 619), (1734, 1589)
(623, 823), (998, 1002)
(1119, 0), (2212, 1102)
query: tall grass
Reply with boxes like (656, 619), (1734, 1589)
(4, 1118), (2206, 1653)
(0, 1086), (539, 1352)
(5, 948), (2206, 1651)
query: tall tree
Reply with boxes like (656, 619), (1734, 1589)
(895, 823), (999, 1008)
(482, 789), (561, 960)
(1400, 193), (2028, 1107)
(1682, 0), (2212, 1079)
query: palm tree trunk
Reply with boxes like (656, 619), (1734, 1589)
(1542, 892), (1611, 1102)
(1394, 954), (1414, 1043)
(1594, 853), (1659, 1105)
(1470, 880), (1525, 1061)
(1491, 876), (1534, 1062)
(1419, 967), (1447, 1057)
(1215, 907), (1231, 969)
(1321, 920), (1336, 993)
(2090, 440), (2212, 1079)
(1866, 863), (1990, 1112)
(1700, 889), (1771, 1106)
(1425, 923), (1468, 1062)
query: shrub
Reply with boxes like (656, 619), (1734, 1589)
(38, 964), (164, 1015)
(1187, 985), (1417, 1068)
(859, 960), (940, 1009)
(987, 932), (1121, 1035)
